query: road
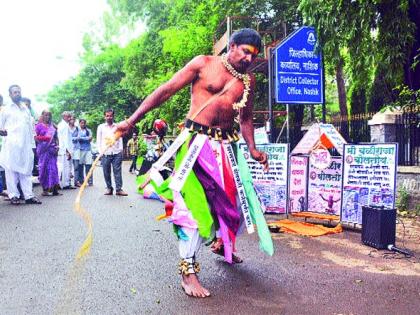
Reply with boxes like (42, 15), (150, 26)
(1, 162), (419, 314)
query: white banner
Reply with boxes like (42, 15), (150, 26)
(169, 134), (207, 192)
(240, 143), (289, 214)
(224, 143), (254, 234)
(341, 143), (397, 224)
(289, 155), (308, 212)
(153, 128), (190, 171)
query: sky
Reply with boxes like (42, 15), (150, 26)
(0, 0), (110, 113)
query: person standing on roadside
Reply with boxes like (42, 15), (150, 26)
(57, 111), (75, 189)
(69, 115), (80, 186)
(77, 119), (93, 186)
(35, 110), (61, 196)
(127, 132), (139, 174)
(0, 85), (42, 205)
(97, 109), (127, 196)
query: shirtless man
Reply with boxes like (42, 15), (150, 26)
(116, 28), (270, 298)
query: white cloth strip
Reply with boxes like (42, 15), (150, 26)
(223, 143), (255, 234)
(169, 134), (207, 192)
(152, 128), (190, 171)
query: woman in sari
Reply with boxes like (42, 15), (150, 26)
(35, 110), (61, 196)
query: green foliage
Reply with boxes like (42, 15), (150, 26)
(299, 0), (418, 115)
(46, 0), (418, 142)
(380, 85), (420, 112)
(396, 187), (410, 212)
(47, 45), (138, 136)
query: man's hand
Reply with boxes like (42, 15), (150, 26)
(250, 148), (269, 172)
(0, 129), (7, 136)
(115, 120), (133, 137)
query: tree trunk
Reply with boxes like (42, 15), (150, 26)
(290, 106), (304, 149)
(404, 0), (420, 90)
(336, 56), (349, 140)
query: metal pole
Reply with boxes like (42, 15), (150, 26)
(321, 51), (326, 123)
(287, 103), (290, 143)
(267, 47), (274, 143)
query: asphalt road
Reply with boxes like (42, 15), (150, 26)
(1, 162), (419, 315)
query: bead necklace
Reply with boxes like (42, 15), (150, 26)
(221, 53), (251, 110)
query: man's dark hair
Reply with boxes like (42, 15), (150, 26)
(79, 119), (90, 136)
(104, 108), (114, 115)
(0, 94), (3, 105)
(21, 97), (31, 105)
(9, 84), (20, 93)
(229, 28), (262, 52)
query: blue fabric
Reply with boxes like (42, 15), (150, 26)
(78, 128), (92, 151)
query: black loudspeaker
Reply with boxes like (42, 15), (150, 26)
(361, 206), (396, 249)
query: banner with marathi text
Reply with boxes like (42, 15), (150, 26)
(240, 143), (289, 214)
(341, 143), (398, 224)
(288, 155), (309, 212)
(307, 157), (342, 215)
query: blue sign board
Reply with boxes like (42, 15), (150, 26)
(275, 26), (323, 104)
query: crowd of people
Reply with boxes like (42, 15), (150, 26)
(0, 85), (131, 204)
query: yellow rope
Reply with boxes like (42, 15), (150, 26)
(74, 131), (122, 260)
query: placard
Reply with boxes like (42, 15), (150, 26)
(307, 157), (342, 215)
(341, 143), (398, 224)
(288, 155), (308, 212)
(241, 144), (289, 214)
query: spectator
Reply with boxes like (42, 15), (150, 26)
(21, 97), (38, 177)
(97, 108), (127, 196)
(57, 111), (75, 189)
(35, 110), (61, 196)
(0, 85), (41, 205)
(78, 119), (93, 186)
(127, 132), (139, 173)
(0, 94), (6, 196)
(69, 115), (80, 186)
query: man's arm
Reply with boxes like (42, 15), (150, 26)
(0, 108), (8, 136)
(97, 125), (103, 153)
(116, 55), (206, 133)
(239, 75), (268, 171)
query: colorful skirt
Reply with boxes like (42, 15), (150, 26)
(141, 120), (274, 263)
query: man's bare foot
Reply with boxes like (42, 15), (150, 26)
(181, 274), (210, 298)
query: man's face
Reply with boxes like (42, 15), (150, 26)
(229, 44), (258, 72)
(63, 114), (71, 122)
(104, 111), (114, 124)
(9, 86), (22, 104)
(79, 120), (86, 128)
(133, 133), (138, 139)
(69, 117), (75, 126)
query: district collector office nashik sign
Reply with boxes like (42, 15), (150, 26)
(275, 26), (324, 104)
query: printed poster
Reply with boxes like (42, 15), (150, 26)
(241, 143), (289, 214)
(288, 155), (308, 212)
(341, 143), (398, 224)
(307, 157), (342, 215)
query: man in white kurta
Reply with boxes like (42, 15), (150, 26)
(57, 111), (74, 189)
(0, 85), (41, 204)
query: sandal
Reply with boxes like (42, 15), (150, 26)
(25, 197), (42, 204)
(41, 191), (51, 196)
(10, 197), (20, 205)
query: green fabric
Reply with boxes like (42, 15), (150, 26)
(235, 143), (274, 256)
(175, 134), (213, 239)
(136, 170), (173, 201)
(136, 156), (144, 171)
